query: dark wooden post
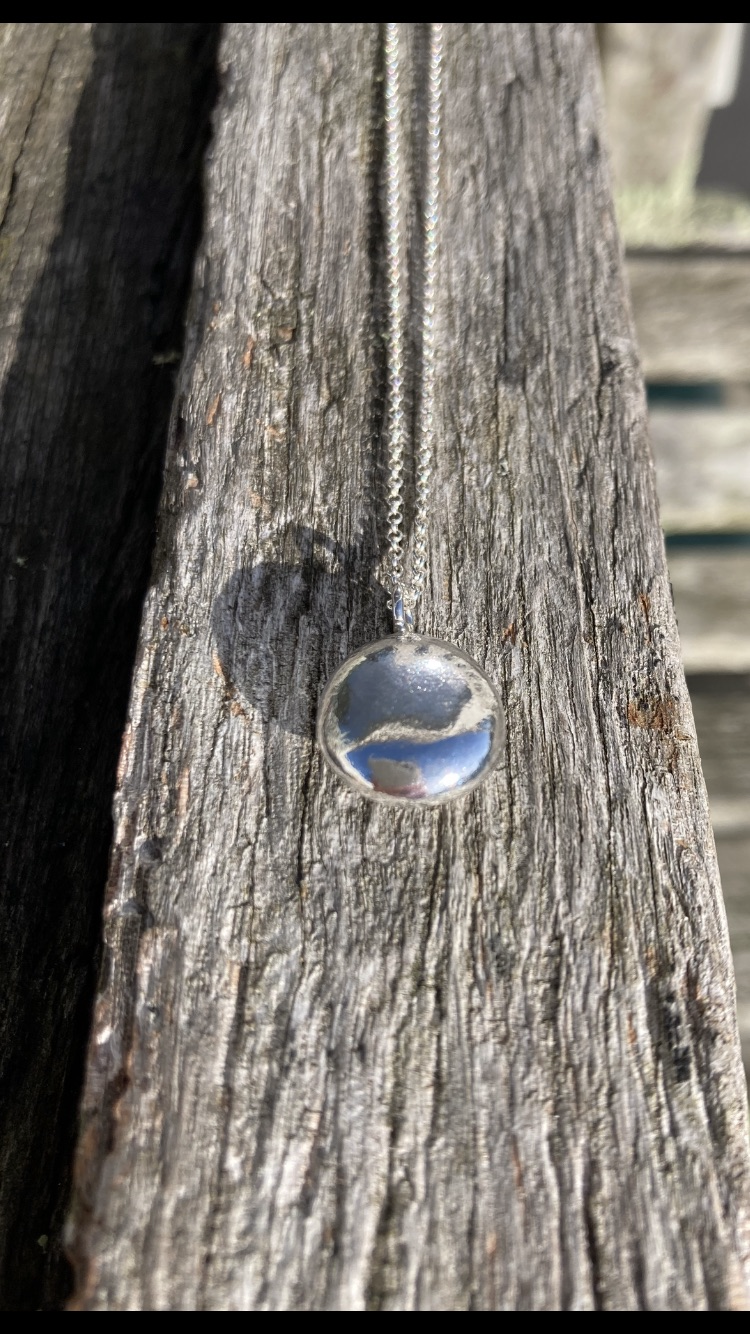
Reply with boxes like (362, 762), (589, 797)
(59, 22), (750, 1309)
(0, 23), (219, 1308)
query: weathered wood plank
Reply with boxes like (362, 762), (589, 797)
(688, 675), (750, 1076)
(650, 408), (750, 533)
(690, 673), (750, 830)
(668, 548), (750, 673)
(723, 836), (750, 1076)
(0, 22), (219, 1309)
(69, 24), (750, 1310)
(628, 254), (750, 382)
(719, 830), (750, 1076)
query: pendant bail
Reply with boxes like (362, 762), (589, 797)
(393, 595), (414, 635)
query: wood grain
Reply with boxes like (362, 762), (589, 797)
(0, 22), (219, 1309)
(68, 24), (750, 1310)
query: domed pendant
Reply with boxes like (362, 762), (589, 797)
(317, 633), (504, 805)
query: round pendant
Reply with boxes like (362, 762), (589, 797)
(317, 633), (504, 805)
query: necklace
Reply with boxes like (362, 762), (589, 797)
(317, 23), (504, 805)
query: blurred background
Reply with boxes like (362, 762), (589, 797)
(599, 24), (750, 1076)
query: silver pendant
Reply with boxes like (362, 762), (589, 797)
(317, 633), (504, 805)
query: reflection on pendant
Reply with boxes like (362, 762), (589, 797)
(317, 634), (504, 805)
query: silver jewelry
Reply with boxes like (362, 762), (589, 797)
(317, 23), (504, 805)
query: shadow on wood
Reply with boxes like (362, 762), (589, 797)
(211, 528), (391, 738)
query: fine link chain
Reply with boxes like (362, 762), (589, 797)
(384, 23), (408, 624)
(384, 22), (443, 632)
(411, 22), (443, 610)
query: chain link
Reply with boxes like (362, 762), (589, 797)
(384, 22), (408, 618)
(383, 22), (443, 631)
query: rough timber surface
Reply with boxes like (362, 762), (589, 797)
(0, 22), (219, 1309)
(69, 24), (750, 1311)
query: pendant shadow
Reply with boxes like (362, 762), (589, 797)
(211, 525), (391, 737)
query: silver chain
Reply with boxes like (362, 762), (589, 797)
(384, 22), (443, 632)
